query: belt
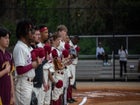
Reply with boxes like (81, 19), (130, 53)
(57, 71), (64, 75)
(27, 78), (33, 82)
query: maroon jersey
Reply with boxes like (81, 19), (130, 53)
(0, 49), (12, 105)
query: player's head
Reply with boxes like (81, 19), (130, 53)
(39, 24), (49, 43)
(72, 35), (80, 45)
(57, 25), (68, 40)
(51, 32), (61, 48)
(0, 27), (11, 37)
(16, 19), (34, 46)
(32, 25), (41, 44)
(0, 27), (11, 48)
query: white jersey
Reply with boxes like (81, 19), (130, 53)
(68, 40), (79, 85)
(51, 46), (62, 58)
(69, 40), (73, 47)
(69, 40), (78, 64)
(13, 40), (35, 78)
(37, 42), (45, 48)
(13, 40), (34, 105)
(51, 46), (65, 101)
(52, 70), (64, 101)
(37, 42), (54, 105)
(57, 40), (65, 51)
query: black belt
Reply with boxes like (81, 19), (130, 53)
(27, 78), (33, 82)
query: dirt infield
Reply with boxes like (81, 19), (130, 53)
(70, 82), (140, 105)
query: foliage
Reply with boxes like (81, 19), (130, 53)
(78, 38), (96, 55)
(0, 0), (140, 55)
(0, 19), (17, 45)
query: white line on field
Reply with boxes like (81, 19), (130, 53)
(79, 97), (87, 105)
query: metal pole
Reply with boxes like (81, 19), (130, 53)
(112, 2), (115, 80)
(112, 34), (115, 80)
(126, 36), (128, 51)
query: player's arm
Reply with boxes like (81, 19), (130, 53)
(16, 60), (40, 75)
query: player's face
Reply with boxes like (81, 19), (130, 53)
(25, 29), (34, 46)
(0, 34), (10, 48)
(40, 29), (49, 42)
(59, 30), (67, 39)
(33, 30), (41, 44)
(53, 38), (61, 47)
(64, 35), (70, 43)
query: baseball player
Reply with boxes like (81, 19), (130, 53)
(13, 19), (42, 105)
(50, 32), (66, 105)
(67, 35), (80, 103)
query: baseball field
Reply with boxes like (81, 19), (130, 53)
(70, 82), (140, 105)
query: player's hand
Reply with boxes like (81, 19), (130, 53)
(36, 57), (42, 65)
(32, 57), (43, 68)
(43, 83), (49, 92)
(10, 95), (15, 105)
(2, 61), (11, 73)
(32, 61), (38, 68)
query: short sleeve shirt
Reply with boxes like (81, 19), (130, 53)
(51, 47), (61, 58)
(0, 50), (12, 104)
(69, 40), (78, 64)
(118, 49), (128, 61)
(96, 47), (105, 57)
(57, 40), (65, 52)
(13, 40), (35, 78)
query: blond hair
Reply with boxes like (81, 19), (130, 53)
(57, 25), (68, 32)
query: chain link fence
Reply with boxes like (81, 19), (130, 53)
(0, 1), (140, 55)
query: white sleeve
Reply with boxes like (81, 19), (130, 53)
(69, 40), (73, 46)
(43, 63), (51, 70)
(13, 47), (27, 67)
(102, 48), (105, 53)
(57, 40), (65, 51)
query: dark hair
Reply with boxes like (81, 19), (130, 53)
(34, 25), (39, 31)
(71, 35), (80, 45)
(0, 27), (11, 37)
(52, 32), (60, 41)
(16, 19), (33, 39)
(31, 25), (39, 34)
(73, 35), (80, 40)
(39, 24), (47, 30)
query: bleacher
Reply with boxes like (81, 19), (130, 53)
(76, 56), (140, 81)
